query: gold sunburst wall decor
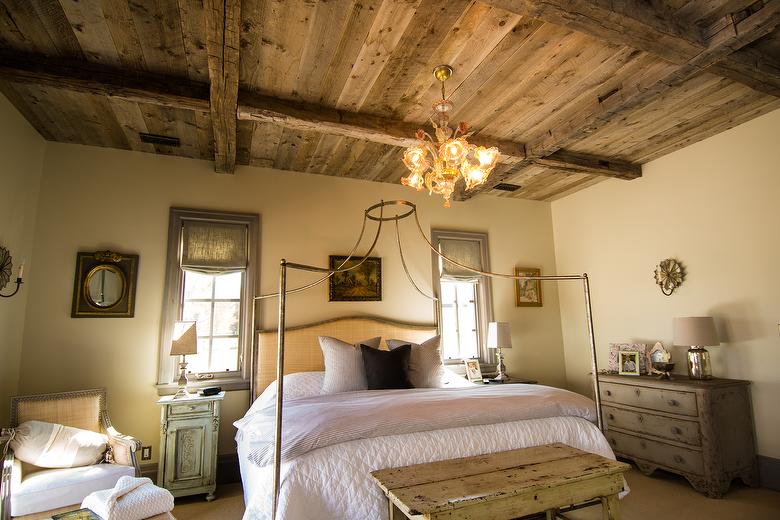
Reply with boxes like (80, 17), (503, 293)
(654, 258), (685, 296)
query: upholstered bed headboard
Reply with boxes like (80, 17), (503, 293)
(253, 316), (437, 400)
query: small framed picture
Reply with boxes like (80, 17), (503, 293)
(515, 267), (542, 307)
(618, 351), (641, 376)
(464, 359), (482, 381)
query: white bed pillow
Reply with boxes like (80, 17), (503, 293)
(250, 371), (326, 414)
(319, 336), (381, 394)
(386, 335), (444, 388)
(10, 420), (108, 468)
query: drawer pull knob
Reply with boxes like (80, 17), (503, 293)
(672, 427), (682, 435)
(674, 455), (684, 464)
(635, 389), (641, 396)
(608, 414), (615, 420)
(668, 399), (679, 406)
(637, 416), (644, 423)
(605, 390), (612, 396)
(640, 441), (647, 449)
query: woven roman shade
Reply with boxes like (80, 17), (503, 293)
(438, 238), (483, 281)
(180, 220), (248, 273)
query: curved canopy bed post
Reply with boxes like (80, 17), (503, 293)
(253, 200), (603, 518)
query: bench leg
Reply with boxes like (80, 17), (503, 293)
(388, 499), (407, 520)
(601, 494), (620, 520)
(546, 508), (559, 520)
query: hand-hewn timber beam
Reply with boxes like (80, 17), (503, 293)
(483, 0), (780, 97)
(533, 150), (641, 180)
(205, 0), (241, 174)
(237, 92), (530, 166)
(461, 0), (779, 200)
(0, 52), (640, 181)
(0, 53), (210, 111)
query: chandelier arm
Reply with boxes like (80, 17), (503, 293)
(254, 203), (380, 300)
(395, 219), (438, 302)
(412, 210), (583, 282)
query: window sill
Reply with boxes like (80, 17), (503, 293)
(155, 378), (249, 396)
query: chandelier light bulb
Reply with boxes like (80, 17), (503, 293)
(400, 65), (500, 207)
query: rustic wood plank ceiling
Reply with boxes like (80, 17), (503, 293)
(1, 0), (778, 201)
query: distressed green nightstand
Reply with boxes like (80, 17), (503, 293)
(156, 392), (224, 501)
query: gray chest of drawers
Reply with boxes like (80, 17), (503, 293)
(598, 375), (757, 497)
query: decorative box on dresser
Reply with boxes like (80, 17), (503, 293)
(599, 375), (757, 498)
(157, 392), (225, 501)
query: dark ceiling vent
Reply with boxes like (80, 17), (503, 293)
(493, 183), (521, 192)
(139, 133), (180, 147)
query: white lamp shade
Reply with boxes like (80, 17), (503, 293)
(487, 322), (512, 349)
(673, 317), (719, 347)
(170, 321), (198, 356)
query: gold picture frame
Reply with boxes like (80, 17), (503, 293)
(71, 250), (138, 318)
(514, 267), (542, 307)
(618, 350), (641, 376)
(328, 255), (382, 301)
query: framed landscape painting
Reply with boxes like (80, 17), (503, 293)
(328, 256), (382, 301)
(514, 267), (542, 307)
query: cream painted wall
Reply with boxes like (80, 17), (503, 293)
(19, 142), (565, 461)
(0, 94), (45, 426)
(552, 108), (780, 458)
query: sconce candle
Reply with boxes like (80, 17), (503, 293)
(18, 260), (24, 280)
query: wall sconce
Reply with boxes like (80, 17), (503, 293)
(654, 258), (685, 296)
(0, 246), (25, 298)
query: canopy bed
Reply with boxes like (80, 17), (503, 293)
(235, 200), (613, 520)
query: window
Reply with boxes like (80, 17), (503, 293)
(157, 209), (259, 393)
(431, 230), (493, 363)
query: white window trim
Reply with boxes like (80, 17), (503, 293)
(430, 229), (495, 366)
(156, 208), (259, 395)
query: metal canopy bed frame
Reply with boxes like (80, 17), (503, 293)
(254, 200), (603, 518)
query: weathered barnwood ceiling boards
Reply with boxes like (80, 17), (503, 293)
(1, 0), (778, 201)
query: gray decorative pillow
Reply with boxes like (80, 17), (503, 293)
(10, 420), (108, 468)
(386, 335), (444, 388)
(319, 336), (381, 394)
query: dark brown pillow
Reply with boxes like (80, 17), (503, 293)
(360, 344), (413, 390)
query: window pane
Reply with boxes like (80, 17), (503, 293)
(183, 271), (213, 299)
(214, 272), (242, 299)
(213, 301), (240, 335)
(182, 301), (212, 335)
(441, 304), (458, 359)
(211, 337), (239, 372)
(457, 283), (478, 359)
(439, 280), (479, 360)
(186, 338), (211, 373)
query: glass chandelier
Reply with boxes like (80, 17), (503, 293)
(401, 65), (500, 207)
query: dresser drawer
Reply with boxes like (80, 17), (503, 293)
(607, 430), (704, 476)
(603, 405), (702, 446)
(600, 382), (698, 417)
(167, 401), (214, 417)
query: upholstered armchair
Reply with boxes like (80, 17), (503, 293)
(0, 389), (141, 519)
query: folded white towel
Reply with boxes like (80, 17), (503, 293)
(81, 476), (174, 520)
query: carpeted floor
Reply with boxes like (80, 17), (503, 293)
(172, 466), (780, 519)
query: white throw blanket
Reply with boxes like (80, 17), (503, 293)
(235, 383), (598, 467)
(81, 476), (174, 520)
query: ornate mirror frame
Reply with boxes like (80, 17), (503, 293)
(71, 250), (139, 318)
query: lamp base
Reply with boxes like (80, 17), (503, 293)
(687, 346), (712, 380)
(173, 359), (193, 399)
(492, 347), (510, 382)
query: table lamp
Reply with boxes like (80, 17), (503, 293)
(673, 316), (719, 380)
(171, 321), (198, 398)
(487, 322), (513, 382)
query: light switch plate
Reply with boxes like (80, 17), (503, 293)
(141, 446), (152, 460)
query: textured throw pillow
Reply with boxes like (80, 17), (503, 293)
(10, 420), (108, 468)
(361, 344), (413, 390)
(387, 335), (444, 388)
(319, 336), (381, 394)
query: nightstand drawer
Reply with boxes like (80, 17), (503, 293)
(168, 401), (213, 417)
(607, 430), (704, 475)
(603, 405), (701, 446)
(600, 382), (698, 416)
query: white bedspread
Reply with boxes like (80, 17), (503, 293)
(235, 385), (618, 520)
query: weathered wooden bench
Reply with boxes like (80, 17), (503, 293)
(371, 443), (629, 520)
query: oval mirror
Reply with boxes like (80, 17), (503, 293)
(84, 264), (126, 308)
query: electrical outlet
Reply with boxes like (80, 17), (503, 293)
(141, 446), (152, 461)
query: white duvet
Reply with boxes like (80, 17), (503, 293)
(236, 381), (619, 520)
